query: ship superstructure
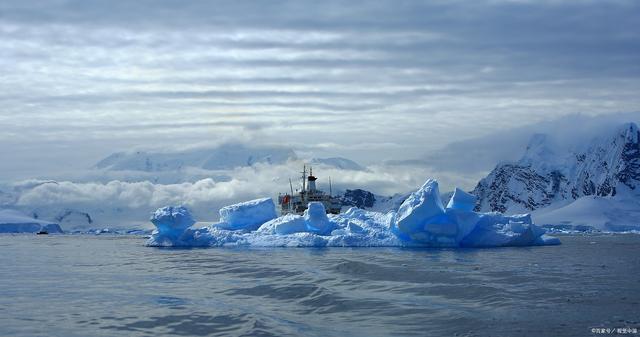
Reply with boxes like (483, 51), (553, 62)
(277, 165), (342, 215)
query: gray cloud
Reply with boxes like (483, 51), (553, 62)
(422, 111), (640, 177)
(0, 0), (639, 182)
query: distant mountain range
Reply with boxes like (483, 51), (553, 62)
(3, 123), (639, 232)
(95, 143), (367, 172)
(86, 122), (640, 231)
(310, 157), (367, 171)
(95, 143), (297, 171)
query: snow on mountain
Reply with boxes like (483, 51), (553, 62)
(310, 157), (367, 171)
(95, 143), (297, 172)
(532, 188), (640, 232)
(473, 122), (640, 230)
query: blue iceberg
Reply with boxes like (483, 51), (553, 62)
(146, 179), (560, 248)
(446, 187), (477, 212)
(215, 197), (277, 231)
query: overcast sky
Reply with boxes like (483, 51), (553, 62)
(1, 0), (639, 181)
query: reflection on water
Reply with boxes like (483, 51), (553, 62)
(0, 234), (639, 336)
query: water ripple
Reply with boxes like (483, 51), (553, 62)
(0, 234), (639, 336)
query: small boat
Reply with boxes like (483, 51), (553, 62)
(36, 230), (49, 235)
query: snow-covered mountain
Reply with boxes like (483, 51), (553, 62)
(310, 157), (367, 171)
(7, 122), (637, 232)
(473, 122), (640, 230)
(95, 143), (297, 172)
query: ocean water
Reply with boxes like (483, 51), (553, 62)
(0, 234), (639, 337)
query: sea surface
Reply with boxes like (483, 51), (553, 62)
(1, 234), (639, 337)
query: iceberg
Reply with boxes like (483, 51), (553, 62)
(0, 209), (63, 233)
(459, 213), (559, 247)
(147, 206), (199, 246)
(148, 207), (232, 247)
(395, 179), (445, 236)
(258, 213), (308, 235)
(446, 187), (477, 212)
(257, 202), (336, 236)
(151, 206), (195, 236)
(304, 202), (334, 235)
(215, 197), (277, 231)
(146, 179), (560, 248)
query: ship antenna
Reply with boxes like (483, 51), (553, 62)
(289, 178), (294, 196)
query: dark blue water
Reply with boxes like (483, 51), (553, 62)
(0, 234), (639, 336)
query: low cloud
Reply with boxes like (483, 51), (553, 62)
(6, 161), (459, 229)
(422, 111), (640, 176)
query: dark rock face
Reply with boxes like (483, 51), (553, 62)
(55, 210), (93, 225)
(474, 123), (640, 213)
(473, 164), (559, 213)
(341, 189), (376, 208)
(616, 124), (640, 189)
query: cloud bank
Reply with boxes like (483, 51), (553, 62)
(0, 0), (639, 180)
(4, 161), (442, 229)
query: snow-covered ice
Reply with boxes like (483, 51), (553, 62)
(0, 209), (63, 233)
(256, 202), (334, 236)
(146, 179), (560, 248)
(151, 206), (195, 234)
(446, 187), (477, 212)
(148, 206), (196, 245)
(532, 188), (640, 232)
(304, 202), (334, 235)
(215, 197), (277, 231)
(394, 179), (446, 238)
(258, 213), (308, 235)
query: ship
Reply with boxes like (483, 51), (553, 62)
(277, 165), (342, 215)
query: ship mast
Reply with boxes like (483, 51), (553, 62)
(289, 178), (294, 212)
(301, 165), (306, 201)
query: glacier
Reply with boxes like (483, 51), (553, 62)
(146, 179), (560, 248)
(0, 209), (63, 233)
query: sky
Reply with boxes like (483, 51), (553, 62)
(1, 0), (640, 181)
